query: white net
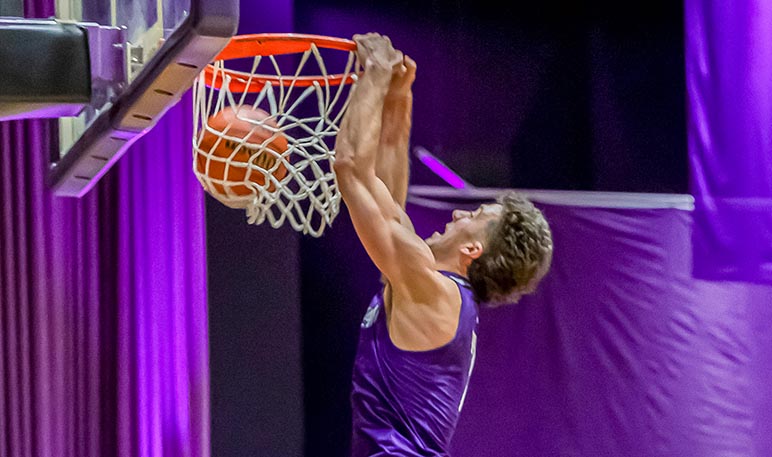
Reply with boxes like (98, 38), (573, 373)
(192, 38), (359, 237)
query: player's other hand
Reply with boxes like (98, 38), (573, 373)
(389, 55), (416, 96)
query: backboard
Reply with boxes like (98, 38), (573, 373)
(0, 0), (239, 196)
(54, 0), (191, 160)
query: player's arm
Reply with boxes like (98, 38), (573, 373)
(375, 55), (415, 210)
(373, 55), (416, 285)
(334, 34), (445, 303)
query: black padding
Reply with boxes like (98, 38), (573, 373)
(0, 20), (91, 105)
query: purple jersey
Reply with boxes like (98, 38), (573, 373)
(350, 271), (479, 457)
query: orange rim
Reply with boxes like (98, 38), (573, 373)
(203, 33), (358, 91)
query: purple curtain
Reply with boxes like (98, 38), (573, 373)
(0, 88), (209, 457)
(406, 195), (772, 457)
(686, 0), (772, 283)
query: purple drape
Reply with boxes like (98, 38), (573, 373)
(0, 90), (209, 457)
(686, 0), (772, 283)
(407, 195), (772, 457)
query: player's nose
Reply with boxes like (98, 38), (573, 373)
(452, 209), (469, 221)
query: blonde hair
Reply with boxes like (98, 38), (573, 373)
(467, 192), (553, 306)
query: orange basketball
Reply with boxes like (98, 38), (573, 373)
(197, 106), (289, 196)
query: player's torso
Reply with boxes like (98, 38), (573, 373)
(350, 271), (479, 456)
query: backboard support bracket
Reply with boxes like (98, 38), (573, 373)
(43, 0), (239, 197)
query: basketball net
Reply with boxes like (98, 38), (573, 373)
(192, 35), (359, 237)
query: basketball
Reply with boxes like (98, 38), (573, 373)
(196, 106), (289, 197)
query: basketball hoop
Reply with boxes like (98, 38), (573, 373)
(192, 33), (360, 237)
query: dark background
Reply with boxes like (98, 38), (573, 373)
(207, 1), (686, 455)
(0, 0), (24, 16)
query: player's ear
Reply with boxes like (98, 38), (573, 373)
(460, 241), (484, 260)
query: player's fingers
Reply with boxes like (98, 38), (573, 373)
(390, 64), (407, 80)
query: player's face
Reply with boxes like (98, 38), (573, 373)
(425, 203), (502, 247)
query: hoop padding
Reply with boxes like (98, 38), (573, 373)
(192, 34), (360, 237)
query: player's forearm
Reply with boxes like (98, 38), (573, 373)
(335, 74), (391, 176)
(376, 92), (412, 208)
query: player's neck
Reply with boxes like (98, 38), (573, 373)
(433, 258), (468, 279)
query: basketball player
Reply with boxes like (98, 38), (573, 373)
(333, 32), (553, 456)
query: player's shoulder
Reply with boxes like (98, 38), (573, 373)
(389, 268), (459, 307)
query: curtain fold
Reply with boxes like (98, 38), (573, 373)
(686, 0), (772, 283)
(1, 88), (209, 456)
